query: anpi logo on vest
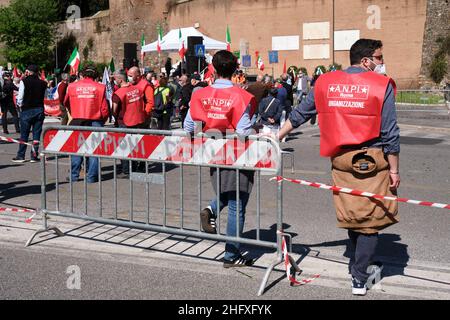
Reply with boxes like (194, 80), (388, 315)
(327, 84), (370, 100)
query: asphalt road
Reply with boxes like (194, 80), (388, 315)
(0, 110), (449, 302)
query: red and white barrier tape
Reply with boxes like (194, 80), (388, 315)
(274, 176), (450, 210)
(0, 135), (35, 147)
(0, 207), (37, 223)
(280, 234), (321, 286)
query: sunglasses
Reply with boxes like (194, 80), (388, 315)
(370, 55), (384, 61)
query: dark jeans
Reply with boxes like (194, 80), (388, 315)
(120, 123), (146, 174)
(1, 101), (20, 133)
(71, 121), (103, 183)
(17, 107), (44, 159)
(157, 113), (171, 131)
(210, 191), (251, 261)
(348, 230), (379, 283)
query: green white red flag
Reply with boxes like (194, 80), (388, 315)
(141, 33), (146, 62)
(226, 25), (231, 52)
(157, 25), (163, 53)
(179, 28), (186, 60)
(256, 51), (265, 71)
(67, 48), (80, 75)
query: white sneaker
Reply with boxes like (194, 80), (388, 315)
(352, 277), (367, 296)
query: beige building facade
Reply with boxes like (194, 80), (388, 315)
(1, 0), (449, 88)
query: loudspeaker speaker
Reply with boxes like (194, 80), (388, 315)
(185, 56), (207, 76)
(187, 36), (204, 56)
(124, 43), (138, 69)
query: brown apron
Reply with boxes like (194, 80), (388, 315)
(331, 148), (399, 234)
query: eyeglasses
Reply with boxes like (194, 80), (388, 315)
(371, 55), (384, 61)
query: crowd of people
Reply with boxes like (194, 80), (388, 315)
(0, 38), (401, 296)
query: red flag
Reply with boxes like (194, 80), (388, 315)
(204, 64), (215, 85)
(13, 66), (20, 78)
(40, 70), (46, 81)
(283, 60), (287, 74)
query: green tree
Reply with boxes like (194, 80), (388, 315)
(0, 0), (58, 69)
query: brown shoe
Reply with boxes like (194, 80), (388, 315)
(200, 207), (217, 234)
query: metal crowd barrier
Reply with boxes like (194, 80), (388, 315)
(26, 125), (290, 296)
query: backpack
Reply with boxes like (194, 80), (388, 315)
(154, 87), (168, 112)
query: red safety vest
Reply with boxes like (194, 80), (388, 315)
(190, 86), (256, 133)
(67, 78), (106, 120)
(115, 85), (147, 127)
(315, 71), (396, 158)
(136, 78), (150, 93)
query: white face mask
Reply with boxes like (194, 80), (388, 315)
(373, 63), (386, 75)
(127, 76), (134, 83)
(368, 59), (386, 75)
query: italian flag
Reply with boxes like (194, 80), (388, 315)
(157, 25), (163, 53)
(179, 28), (186, 60)
(226, 25), (231, 52)
(67, 48), (80, 75)
(256, 51), (265, 71)
(140, 33), (146, 62)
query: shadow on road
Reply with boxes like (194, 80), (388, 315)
(0, 181), (56, 202)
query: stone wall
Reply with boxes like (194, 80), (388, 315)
(420, 0), (450, 88)
(58, 10), (112, 66)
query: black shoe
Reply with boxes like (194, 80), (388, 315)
(3, 131), (9, 135)
(65, 177), (81, 183)
(12, 157), (26, 163)
(223, 256), (255, 269)
(30, 158), (40, 163)
(200, 207), (217, 234)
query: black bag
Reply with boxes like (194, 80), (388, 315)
(153, 87), (167, 112)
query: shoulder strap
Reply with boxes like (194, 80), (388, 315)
(263, 98), (276, 114)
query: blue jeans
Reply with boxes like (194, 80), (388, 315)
(71, 121), (103, 183)
(210, 192), (250, 261)
(17, 107), (44, 159)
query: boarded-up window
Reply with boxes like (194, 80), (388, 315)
(272, 36), (300, 51)
(303, 22), (330, 40)
(334, 30), (360, 51)
(304, 44), (330, 60)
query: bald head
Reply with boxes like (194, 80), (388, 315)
(128, 67), (141, 84)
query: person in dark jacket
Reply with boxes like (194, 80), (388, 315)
(179, 75), (193, 127)
(1, 72), (20, 134)
(258, 88), (283, 135)
(12, 65), (47, 163)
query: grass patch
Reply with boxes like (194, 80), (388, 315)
(396, 92), (445, 105)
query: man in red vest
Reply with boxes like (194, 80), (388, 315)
(279, 39), (400, 296)
(64, 66), (109, 183)
(127, 67), (154, 120)
(185, 50), (257, 268)
(112, 70), (148, 177)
